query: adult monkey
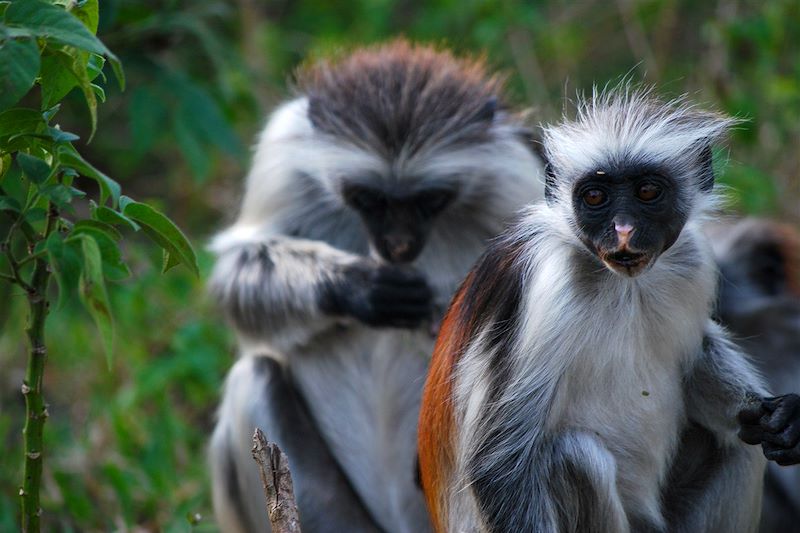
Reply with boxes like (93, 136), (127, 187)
(711, 219), (800, 532)
(418, 88), (789, 532)
(208, 40), (544, 533)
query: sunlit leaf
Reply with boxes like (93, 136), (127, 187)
(71, 0), (99, 34)
(4, 0), (124, 89)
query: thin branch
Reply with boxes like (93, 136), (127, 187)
(2, 250), (34, 293)
(251, 429), (302, 533)
(18, 250), (47, 268)
(20, 203), (57, 533)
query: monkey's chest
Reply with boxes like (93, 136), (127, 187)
(291, 327), (434, 533)
(558, 347), (687, 522)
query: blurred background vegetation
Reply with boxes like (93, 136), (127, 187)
(0, 0), (797, 530)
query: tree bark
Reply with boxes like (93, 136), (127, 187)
(251, 428), (303, 533)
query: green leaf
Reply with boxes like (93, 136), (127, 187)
(0, 196), (21, 212)
(57, 144), (120, 205)
(4, 0), (124, 90)
(90, 204), (140, 231)
(39, 48), (82, 109)
(39, 46), (98, 135)
(38, 183), (84, 209)
(0, 153), (10, 181)
(73, 219), (122, 241)
(16, 152), (50, 184)
(91, 83), (105, 103)
(120, 196), (198, 276)
(0, 37), (40, 111)
(0, 108), (44, 141)
(70, 48), (97, 137)
(76, 233), (114, 366)
(47, 126), (79, 142)
(46, 231), (82, 309)
(72, 0), (99, 34)
(71, 223), (130, 281)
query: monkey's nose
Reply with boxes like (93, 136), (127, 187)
(614, 221), (635, 247)
(384, 234), (416, 261)
(387, 235), (411, 254)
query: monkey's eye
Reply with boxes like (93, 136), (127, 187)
(418, 189), (456, 216)
(582, 189), (607, 208)
(344, 186), (385, 212)
(636, 182), (662, 202)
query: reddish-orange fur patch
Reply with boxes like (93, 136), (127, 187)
(418, 278), (471, 532)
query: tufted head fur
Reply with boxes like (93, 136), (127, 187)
(296, 39), (506, 158)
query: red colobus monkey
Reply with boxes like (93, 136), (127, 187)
(710, 218), (800, 532)
(418, 88), (798, 532)
(208, 41), (544, 533)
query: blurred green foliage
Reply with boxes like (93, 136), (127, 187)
(0, 0), (797, 530)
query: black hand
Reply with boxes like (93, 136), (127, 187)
(738, 393), (800, 466)
(322, 261), (432, 329)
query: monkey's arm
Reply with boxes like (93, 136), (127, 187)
(210, 234), (431, 352)
(665, 322), (767, 532)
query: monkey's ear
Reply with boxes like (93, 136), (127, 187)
(471, 97), (497, 124)
(698, 144), (714, 192)
(539, 148), (558, 205)
(514, 127), (544, 157)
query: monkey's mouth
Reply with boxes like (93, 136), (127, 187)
(602, 250), (650, 276)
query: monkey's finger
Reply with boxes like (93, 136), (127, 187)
(763, 442), (800, 466)
(737, 404), (766, 425)
(762, 397), (800, 434)
(738, 425), (767, 446)
(761, 394), (800, 414)
(760, 417), (800, 448)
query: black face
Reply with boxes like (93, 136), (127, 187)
(571, 166), (687, 277)
(342, 183), (456, 263)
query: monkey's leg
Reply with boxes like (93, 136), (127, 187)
(466, 431), (629, 532)
(210, 355), (383, 533)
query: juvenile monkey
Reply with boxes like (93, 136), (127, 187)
(418, 88), (782, 532)
(208, 41), (544, 532)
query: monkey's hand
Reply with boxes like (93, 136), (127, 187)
(321, 261), (433, 329)
(738, 393), (800, 466)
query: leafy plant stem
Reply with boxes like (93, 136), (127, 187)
(20, 202), (57, 533)
(18, 250), (47, 267)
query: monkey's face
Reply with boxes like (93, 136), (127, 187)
(342, 183), (456, 263)
(571, 167), (687, 277)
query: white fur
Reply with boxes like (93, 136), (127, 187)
(443, 89), (764, 532)
(209, 94), (545, 533)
